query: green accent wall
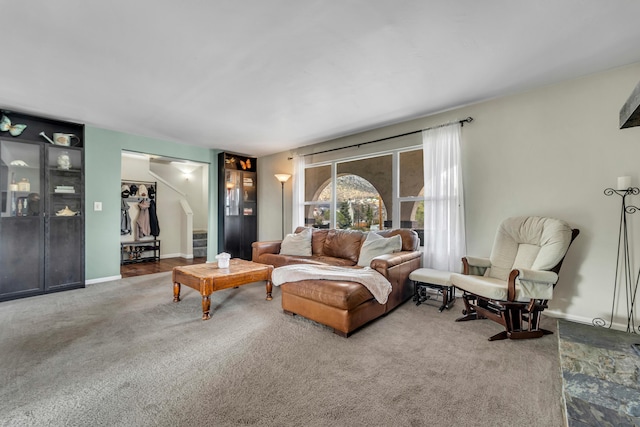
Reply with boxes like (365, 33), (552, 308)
(84, 126), (218, 281)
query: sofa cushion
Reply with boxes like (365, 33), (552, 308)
(279, 227), (312, 256)
(311, 256), (356, 266)
(256, 253), (356, 268)
(323, 229), (364, 264)
(374, 229), (419, 251)
(256, 254), (323, 268)
(311, 229), (330, 256)
(357, 232), (402, 267)
(281, 279), (374, 310)
(295, 226), (330, 256)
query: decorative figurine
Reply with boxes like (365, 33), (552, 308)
(0, 114), (27, 136)
(57, 151), (71, 170)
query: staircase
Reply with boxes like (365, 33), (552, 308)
(193, 230), (208, 258)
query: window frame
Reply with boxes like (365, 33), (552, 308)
(302, 145), (423, 230)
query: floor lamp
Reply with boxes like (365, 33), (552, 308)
(274, 173), (291, 239)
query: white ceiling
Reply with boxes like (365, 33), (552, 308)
(3, 1), (640, 157)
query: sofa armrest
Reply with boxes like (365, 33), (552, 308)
(370, 251), (422, 310)
(370, 251), (422, 277)
(251, 240), (282, 261)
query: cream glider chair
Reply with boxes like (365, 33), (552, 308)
(450, 216), (579, 341)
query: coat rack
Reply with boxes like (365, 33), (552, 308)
(121, 179), (157, 202)
(596, 185), (640, 333)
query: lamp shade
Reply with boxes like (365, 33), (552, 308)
(274, 173), (291, 183)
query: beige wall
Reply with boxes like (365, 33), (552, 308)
(259, 61), (640, 330)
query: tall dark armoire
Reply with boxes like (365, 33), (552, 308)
(0, 109), (85, 301)
(218, 152), (257, 260)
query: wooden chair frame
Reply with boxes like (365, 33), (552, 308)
(456, 228), (579, 341)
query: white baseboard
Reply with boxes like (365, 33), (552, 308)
(545, 309), (631, 332)
(160, 253), (193, 259)
(86, 275), (121, 285)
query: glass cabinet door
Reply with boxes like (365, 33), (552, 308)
(45, 145), (83, 291)
(47, 146), (82, 217)
(1, 140), (42, 218)
(224, 170), (241, 216)
(242, 172), (256, 216)
(0, 139), (44, 298)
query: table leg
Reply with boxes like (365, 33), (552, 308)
(173, 282), (181, 302)
(202, 295), (211, 320)
(266, 280), (273, 301)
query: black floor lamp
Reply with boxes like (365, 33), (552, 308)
(274, 173), (291, 239)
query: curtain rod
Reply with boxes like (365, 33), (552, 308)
(289, 116), (473, 159)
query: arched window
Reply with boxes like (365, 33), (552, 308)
(315, 174), (387, 230)
(302, 149), (423, 237)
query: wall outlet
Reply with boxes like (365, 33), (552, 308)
(94, 202), (103, 211)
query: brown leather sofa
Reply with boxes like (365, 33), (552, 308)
(252, 227), (422, 337)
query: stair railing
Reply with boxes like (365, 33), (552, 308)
(179, 199), (194, 259)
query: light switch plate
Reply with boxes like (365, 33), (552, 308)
(94, 202), (102, 211)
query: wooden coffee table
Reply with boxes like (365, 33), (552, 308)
(172, 258), (274, 320)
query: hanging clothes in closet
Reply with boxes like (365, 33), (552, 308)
(121, 181), (160, 241)
(136, 199), (151, 240)
(149, 197), (160, 237)
(121, 184), (132, 235)
(121, 197), (131, 235)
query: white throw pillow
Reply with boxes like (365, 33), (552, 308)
(357, 232), (402, 267)
(279, 227), (312, 256)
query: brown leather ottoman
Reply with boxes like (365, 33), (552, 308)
(281, 279), (386, 337)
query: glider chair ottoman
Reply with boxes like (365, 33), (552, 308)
(410, 268), (456, 312)
(450, 216), (579, 341)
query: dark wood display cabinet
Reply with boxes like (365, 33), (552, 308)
(218, 152), (257, 260)
(0, 109), (84, 302)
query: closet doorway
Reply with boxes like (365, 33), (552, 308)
(120, 151), (209, 278)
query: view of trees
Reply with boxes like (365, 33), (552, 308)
(316, 175), (386, 231)
(305, 150), (424, 232)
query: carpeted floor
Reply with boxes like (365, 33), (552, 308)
(0, 273), (565, 426)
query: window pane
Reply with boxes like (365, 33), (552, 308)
(400, 200), (424, 246)
(400, 200), (423, 228)
(399, 149), (423, 198)
(304, 202), (331, 228)
(332, 176), (386, 230)
(305, 165), (331, 202)
(304, 165), (332, 227)
(336, 156), (391, 230)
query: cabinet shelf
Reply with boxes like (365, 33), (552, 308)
(49, 168), (81, 172)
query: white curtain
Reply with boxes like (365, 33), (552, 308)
(291, 154), (305, 232)
(422, 123), (466, 272)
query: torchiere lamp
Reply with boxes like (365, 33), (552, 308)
(274, 173), (291, 238)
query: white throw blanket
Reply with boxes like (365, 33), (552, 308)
(272, 265), (392, 304)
